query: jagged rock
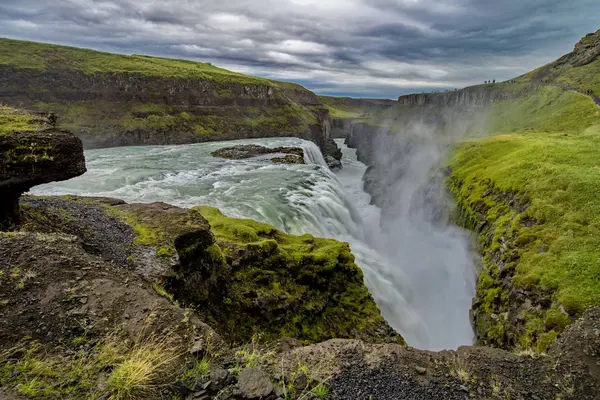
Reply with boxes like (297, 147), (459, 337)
(237, 368), (274, 399)
(0, 108), (85, 229)
(293, 372), (308, 390)
(265, 309), (600, 400)
(554, 29), (600, 68)
(211, 144), (304, 160)
(209, 367), (232, 391)
(325, 155), (342, 169)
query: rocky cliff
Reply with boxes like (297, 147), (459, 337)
(397, 85), (515, 108)
(0, 106), (85, 229)
(319, 96), (396, 138)
(0, 38), (341, 162)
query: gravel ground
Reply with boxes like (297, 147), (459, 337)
(21, 195), (135, 268)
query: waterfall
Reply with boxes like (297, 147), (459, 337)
(301, 141), (329, 167)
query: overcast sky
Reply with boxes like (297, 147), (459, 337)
(1, 0), (599, 98)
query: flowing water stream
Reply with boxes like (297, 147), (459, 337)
(32, 137), (474, 350)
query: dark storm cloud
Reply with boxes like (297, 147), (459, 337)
(1, 0), (598, 98)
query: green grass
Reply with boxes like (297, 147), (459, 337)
(178, 357), (211, 389)
(449, 124), (600, 349)
(1, 335), (184, 399)
(0, 105), (38, 135)
(485, 86), (600, 134)
(0, 38), (261, 84)
(554, 58), (600, 95)
(0, 37), (309, 90)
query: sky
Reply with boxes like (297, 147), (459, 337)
(1, 0), (599, 98)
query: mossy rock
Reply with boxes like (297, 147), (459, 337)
(192, 206), (404, 345)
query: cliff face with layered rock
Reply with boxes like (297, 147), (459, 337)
(319, 95), (396, 138)
(0, 38), (341, 162)
(397, 85), (515, 108)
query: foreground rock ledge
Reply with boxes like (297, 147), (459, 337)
(0, 110), (86, 229)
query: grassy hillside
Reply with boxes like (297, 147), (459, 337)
(0, 38), (303, 90)
(446, 31), (600, 350)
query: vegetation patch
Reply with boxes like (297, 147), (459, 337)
(0, 105), (38, 135)
(0, 334), (184, 399)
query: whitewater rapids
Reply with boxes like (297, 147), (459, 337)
(32, 137), (474, 350)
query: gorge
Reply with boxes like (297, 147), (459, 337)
(1, 29), (600, 400)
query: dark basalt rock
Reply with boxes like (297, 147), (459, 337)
(211, 144), (304, 160)
(0, 113), (86, 229)
(325, 155), (342, 170)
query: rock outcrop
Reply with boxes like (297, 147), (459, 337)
(548, 29), (600, 69)
(211, 144), (304, 160)
(273, 307), (600, 400)
(0, 107), (86, 229)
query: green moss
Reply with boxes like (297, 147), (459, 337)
(194, 206), (401, 345)
(153, 283), (179, 307)
(156, 246), (176, 258)
(0, 105), (38, 135)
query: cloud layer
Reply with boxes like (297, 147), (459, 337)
(1, 0), (599, 98)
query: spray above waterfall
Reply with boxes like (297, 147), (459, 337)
(350, 119), (477, 349)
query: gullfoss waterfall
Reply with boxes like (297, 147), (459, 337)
(33, 137), (474, 350)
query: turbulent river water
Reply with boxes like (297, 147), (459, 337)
(32, 137), (475, 350)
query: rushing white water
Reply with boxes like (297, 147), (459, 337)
(32, 136), (473, 350)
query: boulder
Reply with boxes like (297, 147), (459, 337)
(236, 368), (273, 399)
(325, 155), (342, 169)
(0, 107), (85, 229)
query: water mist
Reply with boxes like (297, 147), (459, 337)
(356, 117), (477, 350)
